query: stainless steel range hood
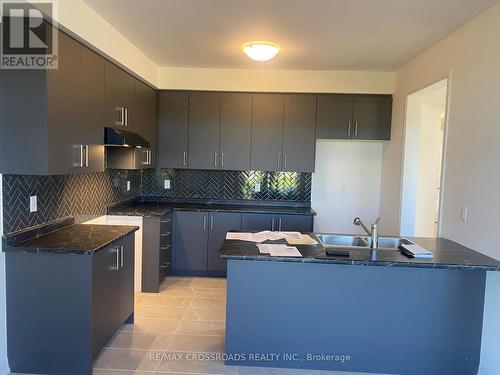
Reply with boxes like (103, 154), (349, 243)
(104, 127), (150, 148)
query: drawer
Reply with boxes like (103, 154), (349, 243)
(160, 232), (172, 247)
(160, 245), (171, 265)
(160, 216), (172, 233)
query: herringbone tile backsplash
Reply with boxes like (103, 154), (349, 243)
(2, 169), (311, 234)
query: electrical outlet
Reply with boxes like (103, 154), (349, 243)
(30, 196), (37, 213)
(126, 181), (131, 191)
(461, 206), (468, 223)
(164, 179), (171, 189)
(254, 182), (261, 193)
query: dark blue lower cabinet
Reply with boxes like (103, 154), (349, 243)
(6, 234), (135, 375)
(207, 212), (242, 273)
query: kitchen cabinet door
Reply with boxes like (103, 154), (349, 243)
(208, 212), (242, 273)
(134, 81), (157, 167)
(92, 242), (121, 356)
(241, 213), (277, 231)
(220, 93), (252, 170)
(104, 61), (136, 130)
(282, 95), (317, 172)
(251, 94), (284, 171)
(276, 214), (314, 233)
(158, 92), (189, 168)
(352, 95), (392, 140)
(188, 92), (221, 170)
(117, 235), (135, 326)
(46, 31), (83, 175)
(172, 211), (209, 273)
(80, 46), (105, 172)
(316, 94), (354, 139)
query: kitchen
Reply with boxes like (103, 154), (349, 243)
(1, 1), (500, 375)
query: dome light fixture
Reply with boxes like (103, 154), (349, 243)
(243, 41), (280, 61)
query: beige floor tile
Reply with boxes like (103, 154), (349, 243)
(184, 306), (226, 322)
(106, 331), (173, 350)
(135, 294), (192, 308)
(238, 367), (319, 375)
(167, 334), (225, 353)
(160, 287), (199, 297)
(178, 320), (226, 337)
(160, 276), (204, 290)
(135, 305), (188, 320)
(93, 370), (153, 375)
(200, 278), (227, 289)
(189, 297), (227, 309)
(196, 288), (227, 299)
(155, 351), (237, 374)
(93, 348), (162, 371)
(120, 319), (180, 334)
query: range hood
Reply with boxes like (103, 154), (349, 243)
(105, 127), (150, 148)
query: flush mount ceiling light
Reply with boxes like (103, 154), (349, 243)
(243, 42), (280, 61)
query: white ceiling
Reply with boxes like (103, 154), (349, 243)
(82, 0), (498, 71)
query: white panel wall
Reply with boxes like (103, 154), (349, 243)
(377, 3), (500, 373)
(311, 140), (384, 234)
(0, 176), (9, 375)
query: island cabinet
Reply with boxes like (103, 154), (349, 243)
(172, 211), (242, 275)
(6, 235), (135, 375)
(241, 213), (314, 232)
(316, 94), (392, 140)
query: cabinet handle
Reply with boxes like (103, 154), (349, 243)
(283, 154), (287, 170)
(115, 247), (120, 270)
(79, 145), (84, 168)
(347, 121), (351, 136)
(148, 150), (152, 165)
(85, 145), (89, 167)
(221, 153), (224, 168)
(277, 154), (281, 170)
(214, 153), (218, 167)
(120, 245), (124, 268)
(210, 216), (214, 230)
(279, 218), (282, 231)
(182, 151), (187, 166)
(354, 121), (358, 136)
(272, 218), (275, 231)
(203, 216), (207, 231)
(124, 108), (129, 127)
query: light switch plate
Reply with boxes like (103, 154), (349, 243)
(30, 196), (37, 213)
(164, 179), (171, 189)
(126, 181), (131, 191)
(254, 183), (261, 192)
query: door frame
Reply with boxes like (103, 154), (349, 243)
(398, 74), (452, 237)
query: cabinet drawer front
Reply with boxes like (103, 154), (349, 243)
(160, 217), (172, 233)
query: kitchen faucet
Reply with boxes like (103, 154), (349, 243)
(353, 217), (380, 250)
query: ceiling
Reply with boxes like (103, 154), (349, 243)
(83, 0), (498, 71)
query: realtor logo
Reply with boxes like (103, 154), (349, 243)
(1, 1), (58, 69)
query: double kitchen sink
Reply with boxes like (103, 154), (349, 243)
(317, 234), (414, 250)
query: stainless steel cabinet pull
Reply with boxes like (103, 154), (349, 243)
(85, 145), (89, 167)
(221, 153), (224, 168)
(148, 150), (152, 165)
(182, 151), (187, 166)
(203, 216), (207, 231)
(279, 218), (282, 231)
(277, 154), (281, 170)
(124, 108), (129, 127)
(115, 247), (120, 270)
(283, 154), (287, 170)
(117, 107), (126, 126)
(347, 121), (351, 136)
(272, 218), (275, 231)
(214, 153), (218, 167)
(79, 145), (84, 168)
(210, 216), (214, 230)
(120, 245), (124, 268)
(354, 122), (358, 136)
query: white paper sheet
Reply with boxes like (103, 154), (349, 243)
(225, 232), (267, 243)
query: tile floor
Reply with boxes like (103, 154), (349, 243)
(11, 276), (380, 375)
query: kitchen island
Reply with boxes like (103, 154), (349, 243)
(220, 235), (500, 375)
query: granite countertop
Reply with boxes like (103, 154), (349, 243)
(3, 223), (139, 255)
(220, 235), (500, 271)
(108, 199), (316, 217)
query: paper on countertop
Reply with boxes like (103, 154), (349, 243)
(254, 230), (302, 241)
(286, 234), (319, 245)
(257, 244), (302, 257)
(226, 232), (267, 243)
(400, 244), (433, 259)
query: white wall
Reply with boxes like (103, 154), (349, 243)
(311, 140), (384, 234)
(377, 3), (500, 373)
(0, 176), (8, 375)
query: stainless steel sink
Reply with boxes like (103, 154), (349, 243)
(317, 234), (369, 248)
(318, 234), (415, 250)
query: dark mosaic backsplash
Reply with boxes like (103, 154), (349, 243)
(143, 169), (311, 202)
(2, 170), (141, 234)
(2, 168), (311, 234)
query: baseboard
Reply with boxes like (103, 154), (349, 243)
(0, 358), (9, 375)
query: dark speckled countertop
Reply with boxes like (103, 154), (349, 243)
(107, 198), (316, 217)
(3, 222), (138, 255)
(220, 235), (500, 271)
